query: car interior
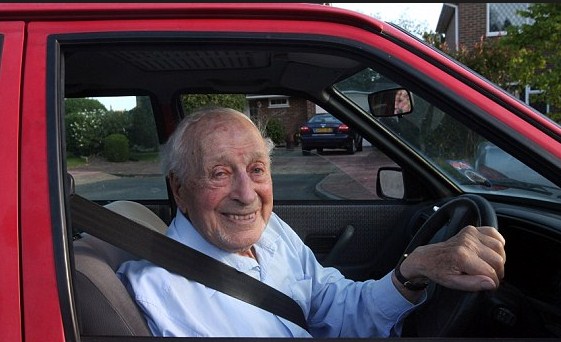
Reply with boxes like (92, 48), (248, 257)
(57, 30), (561, 340)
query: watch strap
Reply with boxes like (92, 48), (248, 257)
(394, 253), (430, 291)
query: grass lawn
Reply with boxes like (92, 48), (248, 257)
(67, 151), (159, 168)
(67, 156), (87, 169)
(130, 151), (160, 161)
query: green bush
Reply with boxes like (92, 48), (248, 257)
(265, 118), (285, 145)
(103, 133), (130, 162)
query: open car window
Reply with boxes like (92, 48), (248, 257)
(66, 92), (400, 204)
(66, 96), (167, 203)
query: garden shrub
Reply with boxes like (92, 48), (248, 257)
(104, 133), (130, 162)
(265, 118), (285, 145)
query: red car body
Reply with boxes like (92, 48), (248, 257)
(1, 3), (561, 342)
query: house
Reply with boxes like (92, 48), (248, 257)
(436, 3), (532, 50)
(435, 3), (550, 114)
(245, 95), (317, 146)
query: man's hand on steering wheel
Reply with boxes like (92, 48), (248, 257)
(399, 225), (506, 295)
(394, 194), (507, 337)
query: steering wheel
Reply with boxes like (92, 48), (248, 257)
(402, 194), (498, 337)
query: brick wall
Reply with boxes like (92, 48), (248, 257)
(458, 3), (487, 48)
(248, 97), (316, 144)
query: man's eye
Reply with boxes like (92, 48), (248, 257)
(211, 170), (228, 179)
(251, 165), (267, 175)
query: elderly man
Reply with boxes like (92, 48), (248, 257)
(117, 107), (505, 338)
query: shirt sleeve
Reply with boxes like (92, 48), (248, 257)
(271, 216), (425, 338)
(305, 258), (426, 338)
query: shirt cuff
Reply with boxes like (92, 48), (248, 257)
(375, 272), (427, 335)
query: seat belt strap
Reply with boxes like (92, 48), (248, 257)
(70, 194), (309, 331)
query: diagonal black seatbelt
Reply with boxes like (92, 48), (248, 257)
(70, 194), (309, 331)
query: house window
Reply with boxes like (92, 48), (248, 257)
(487, 3), (531, 36)
(269, 97), (289, 108)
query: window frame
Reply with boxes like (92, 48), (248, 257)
(35, 12), (560, 336)
(486, 3), (531, 37)
(268, 96), (290, 108)
(0, 22), (25, 342)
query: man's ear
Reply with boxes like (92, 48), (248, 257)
(169, 172), (188, 215)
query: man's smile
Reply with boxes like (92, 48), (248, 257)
(223, 211), (258, 222)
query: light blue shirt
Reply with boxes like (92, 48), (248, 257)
(117, 210), (423, 337)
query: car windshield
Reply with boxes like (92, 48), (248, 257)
(335, 67), (561, 204)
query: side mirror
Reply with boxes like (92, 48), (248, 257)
(376, 167), (404, 199)
(368, 88), (413, 117)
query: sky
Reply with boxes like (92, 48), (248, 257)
(97, 3), (444, 111)
(332, 3), (444, 31)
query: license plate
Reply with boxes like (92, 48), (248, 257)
(314, 127), (333, 133)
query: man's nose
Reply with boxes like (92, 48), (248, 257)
(231, 172), (257, 204)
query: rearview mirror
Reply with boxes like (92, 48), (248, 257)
(368, 88), (413, 117)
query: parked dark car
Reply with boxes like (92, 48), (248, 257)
(299, 113), (363, 155)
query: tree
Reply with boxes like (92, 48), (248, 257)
(65, 97), (107, 115)
(390, 13), (430, 38)
(501, 3), (561, 118)
(65, 98), (108, 157)
(65, 97), (135, 157)
(422, 31), (445, 50)
(180, 94), (246, 115)
(439, 36), (519, 89)
(128, 96), (159, 151)
(334, 68), (386, 92)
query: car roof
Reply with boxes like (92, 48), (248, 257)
(2, 3), (388, 104)
(0, 3), (382, 25)
(63, 42), (364, 100)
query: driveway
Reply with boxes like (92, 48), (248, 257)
(69, 146), (396, 200)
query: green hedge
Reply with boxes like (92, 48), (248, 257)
(266, 118), (285, 145)
(104, 133), (130, 162)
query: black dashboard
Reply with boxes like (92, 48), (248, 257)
(478, 204), (561, 337)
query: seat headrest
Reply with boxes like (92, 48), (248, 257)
(66, 173), (76, 196)
(104, 200), (168, 234)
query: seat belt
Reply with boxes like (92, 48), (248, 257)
(69, 194), (309, 331)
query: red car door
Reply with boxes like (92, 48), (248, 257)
(0, 21), (24, 342)
(19, 20), (69, 342)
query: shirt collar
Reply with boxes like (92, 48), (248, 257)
(166, 210), (279, 273)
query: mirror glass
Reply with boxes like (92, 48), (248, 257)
(368, 88), (413, 117)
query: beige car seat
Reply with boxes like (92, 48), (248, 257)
(73, 198), (167, 336)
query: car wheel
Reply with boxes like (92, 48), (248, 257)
(346, 140), (355, 154)
(302, 146), (311, 156)
(356, 136), (363, 152)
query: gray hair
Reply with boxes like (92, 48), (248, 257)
(160, 106), (275, 182)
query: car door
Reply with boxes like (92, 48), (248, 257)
(19, 20), (70, 342)
(46, 10), (436, 339)
(19, 3), (561, 341)
(0, 20), (25, 342)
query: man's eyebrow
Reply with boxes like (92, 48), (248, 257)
(250, 151), (270, 161)
(207, 151), (270, 165)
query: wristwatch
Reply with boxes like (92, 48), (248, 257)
(394, 253), (430, 291)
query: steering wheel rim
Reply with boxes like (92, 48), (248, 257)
(403, 194), (498, 337)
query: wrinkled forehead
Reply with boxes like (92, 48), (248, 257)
(187, 113), (268, 163)
(191, 113), (259, 142)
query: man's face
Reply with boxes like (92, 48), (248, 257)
(172, 115), (273, 254)
(394, 90), (411, 114)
